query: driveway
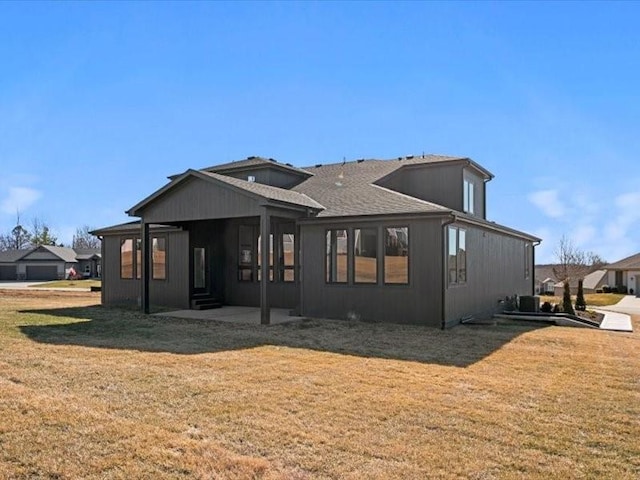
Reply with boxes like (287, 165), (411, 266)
(595, 295), (640, 316)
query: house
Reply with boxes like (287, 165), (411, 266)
(552, 269), (608, 296)
(91, 155), (540, 328)
(534, 265), (557, 295)
(604, 252), (640, 296)
(0, 245), (101, 281)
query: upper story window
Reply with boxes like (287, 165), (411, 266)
(463, 179), (475, 214)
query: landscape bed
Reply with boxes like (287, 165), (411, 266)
(0, 289), (638, 479)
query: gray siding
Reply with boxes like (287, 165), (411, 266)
(141, 177), (262, 224)
(444, 223), (532, 327)
(378, 164), (465, 213)
(222, 168), (305, 189)
(102, 230), (189, 309)
(299, 217), (443, 326)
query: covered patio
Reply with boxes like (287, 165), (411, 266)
(154, 306), (304, 325)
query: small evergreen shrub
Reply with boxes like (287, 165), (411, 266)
(575, 279), (586, 311)
(602, 285), (611, 293)
(552, 304), (560, 313)
(540, 302), (552, 313)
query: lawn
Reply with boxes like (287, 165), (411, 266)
(538, 293), (626, 307)
(0, 290), (638, 479)
(28, 279), (102, 289)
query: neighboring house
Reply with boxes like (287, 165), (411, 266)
(0, 245), (101, 281)
(604, 252), (640, 296)
(552, 269), (608, 296)
(92, 155), (540, 328)
(534, 265), (557, 295)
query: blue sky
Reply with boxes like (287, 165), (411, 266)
(1, 1), (638, 263)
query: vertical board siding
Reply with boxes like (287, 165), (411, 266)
(142, 177), (262, 224)
(102, 230), (189, 309)
(444, 224), (532, 327)
(300, 218), (443, 326)
(379, 164), (464, 213)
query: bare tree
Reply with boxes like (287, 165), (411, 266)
(553, 236), (605, 283)
(72, 225), (100, 249)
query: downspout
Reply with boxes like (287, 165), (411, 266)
(441, 213), (457, 329)
(532, 240), (541, 295)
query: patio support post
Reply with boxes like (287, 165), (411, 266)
(141, 221), (150, 314)
(260, 209), (271, 325)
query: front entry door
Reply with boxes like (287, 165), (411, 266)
(193, 246), (208, 295)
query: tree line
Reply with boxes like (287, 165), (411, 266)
(0, 215), (100, 251)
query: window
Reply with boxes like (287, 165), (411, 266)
(326, 229), (348, 283)
(448, 226), (467, 285)
(238, 225), (254, 282)
(384, 227), (409, 284)
(463, 179), (475, 214)
(152, 237), (166, 280)
(257, 233), (274, 281)
(120, 238), (134, 279)
(279, 233), (295, 282)
(354, 228), (377, 283)
(136, 238), (142, 279)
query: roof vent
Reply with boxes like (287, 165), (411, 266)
(398, 157), (402, 161)
(268, 158), (276, 162)
(315, 164), (322, 168)
(285, 163), (293, 167)
(406, 155), (414, 159)
(247, 156), (257, 160)
(357, 159), (365, 163)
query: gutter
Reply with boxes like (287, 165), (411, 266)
(441, 213), (457, 329)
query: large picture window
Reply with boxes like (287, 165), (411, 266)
(120, 238), (134, 279)
(384, 227), (408, 284)
(326, 229), (348, 283)
(152, 237), (166, 280)
(448, 226), (467, 285)
(354, 228), (377, 283)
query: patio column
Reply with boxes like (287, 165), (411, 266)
(260, 209), (271, 325)
(141, 221), (150, 314)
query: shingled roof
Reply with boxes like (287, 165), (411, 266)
(606, 252), (640, 270)
(202, 156), (313, 177)
(292, 158), (454, 217)
(199, 171), (324, 210)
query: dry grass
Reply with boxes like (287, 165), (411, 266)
(1, 289), (639, 479)
(539, 293), (626, 307)
(29, 279), (102, 289)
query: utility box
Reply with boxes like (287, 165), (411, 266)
(520, 295), (540, 313)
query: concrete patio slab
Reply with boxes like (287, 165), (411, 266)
(154, 306), (303, 325)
